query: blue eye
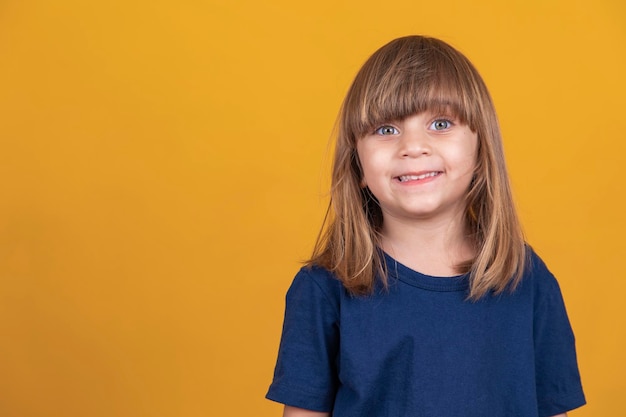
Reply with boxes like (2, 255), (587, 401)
(430, 119), (452, 130)
(374, 125), (399, 135)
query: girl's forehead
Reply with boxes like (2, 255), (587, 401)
(346, 75), (479, 139)
(388, 106), (459, 120)
(367, 104), (465, 128)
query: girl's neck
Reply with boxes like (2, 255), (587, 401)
(380, 214), (474, 277)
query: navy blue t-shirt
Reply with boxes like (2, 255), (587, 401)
(266, 250), (585, 416)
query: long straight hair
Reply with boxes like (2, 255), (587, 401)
(308, 35), (527, 300)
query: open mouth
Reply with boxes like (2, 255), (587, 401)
(397, 172), (442, 182)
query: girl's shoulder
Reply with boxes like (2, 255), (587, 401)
(525, 246), (555, 278)
(523, 246), (566, 300)
(286, 264), (346, 314)
(295, 264), (345, 291)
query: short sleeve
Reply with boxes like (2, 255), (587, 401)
(532, 257), (586, 417)
(266, 267), (340, 412)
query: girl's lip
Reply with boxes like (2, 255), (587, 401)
(395, 171), (443, 182)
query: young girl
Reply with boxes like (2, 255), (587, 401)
(266, 35), (585, 417)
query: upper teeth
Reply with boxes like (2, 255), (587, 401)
(399, 172), (438, 182)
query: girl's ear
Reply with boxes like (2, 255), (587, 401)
(360, 177), (367, 188)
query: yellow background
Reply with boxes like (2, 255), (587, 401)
(0, 0), (624, 416)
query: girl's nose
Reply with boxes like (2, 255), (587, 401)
(400, 130), (431, 158)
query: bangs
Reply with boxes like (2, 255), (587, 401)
(342, 36), (483, 141)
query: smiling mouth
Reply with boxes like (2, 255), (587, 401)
(397, 172), (442, 182)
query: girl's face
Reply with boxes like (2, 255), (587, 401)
(356, 111), (477, 227)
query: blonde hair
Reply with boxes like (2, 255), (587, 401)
(308, 35), (527, 300)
